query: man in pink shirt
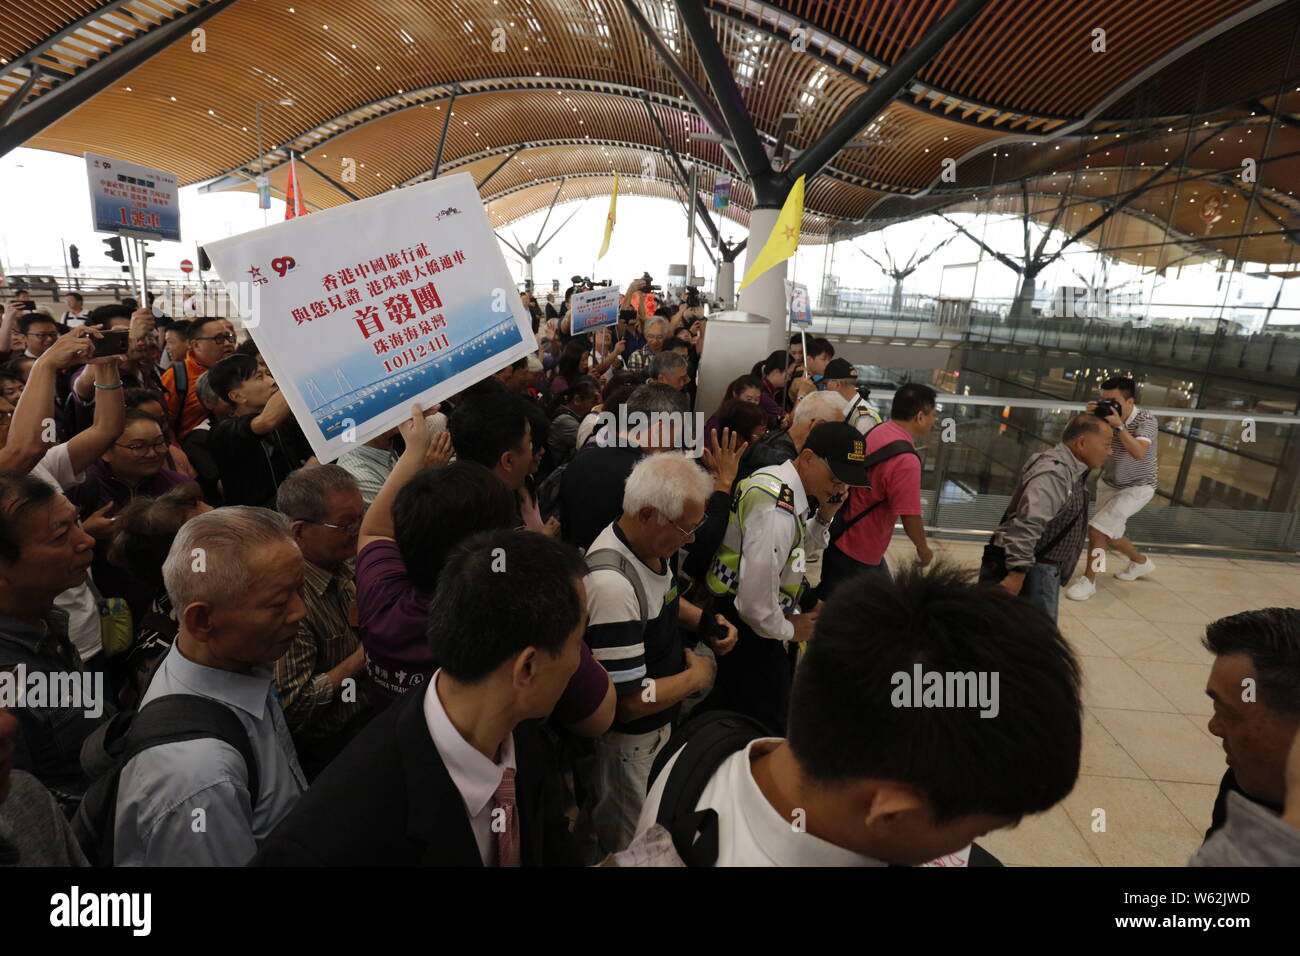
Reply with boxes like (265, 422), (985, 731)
(820, 383), (937, 596)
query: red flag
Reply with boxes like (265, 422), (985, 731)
(284, 153), (304, 219)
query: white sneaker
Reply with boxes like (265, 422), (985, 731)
(1115, 558), (1155, 581)
(1064, 578), (1097, 601)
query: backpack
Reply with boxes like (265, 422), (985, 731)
(828, 425), (922, 542)
(71, 694), (260, 866)
(646, 709), (770, 866)
(584, 548), (649, 636)
(644, 709), (1005, 867)
(537, 461), (568, 522)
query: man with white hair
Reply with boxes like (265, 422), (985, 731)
(735, 389), (849, 485)
(578, 452), (738, 859)
(114, 507), (309, 866)
(624, 316), (670, 373)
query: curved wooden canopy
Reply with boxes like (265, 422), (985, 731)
(3, 0), (1298, 264)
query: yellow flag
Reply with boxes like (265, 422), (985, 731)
(738, 174), (805, 291)
(598, 172), (619, 260)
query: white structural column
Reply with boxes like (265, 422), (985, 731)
(715, 259), (735, 309)
(736, 206), (789, 354)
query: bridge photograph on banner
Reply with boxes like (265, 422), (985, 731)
(203, 173), (535, 462)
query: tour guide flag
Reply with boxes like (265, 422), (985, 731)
(202, 172), (535, 463)
(284, 153), (304, 220)
(598, 172), (619, 260)
(738, 174), (805, 292)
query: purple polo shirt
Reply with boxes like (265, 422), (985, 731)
(356, 540), (609, 723)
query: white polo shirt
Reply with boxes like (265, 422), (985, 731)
(636, 737), (886, 866)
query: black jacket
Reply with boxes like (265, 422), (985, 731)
(249, 683), (579, 866)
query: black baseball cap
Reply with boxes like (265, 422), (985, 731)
(804, 421), (871, 486)
(822, 358), (857, 380)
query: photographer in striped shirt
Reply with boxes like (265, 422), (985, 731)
(1065, 377), (1159, 602)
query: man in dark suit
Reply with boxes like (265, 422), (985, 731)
(251, 529), (588, 866)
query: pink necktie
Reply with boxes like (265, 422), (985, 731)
(493, 767), (521, 868)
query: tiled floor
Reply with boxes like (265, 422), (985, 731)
(875, 536), (1300, 867)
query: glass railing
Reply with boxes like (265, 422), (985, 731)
(809, 300), (1300, 381)
(862, 391), (1300, 555)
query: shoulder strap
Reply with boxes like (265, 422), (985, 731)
(170, 359), (188, 436)
(124, 694), (260, 806)
(649, 710), (769, 866)
(585, 548), (649, 636)
(833, 439), (921, 536)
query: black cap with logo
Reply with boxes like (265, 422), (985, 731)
(822, 358), (857, 380)
(803, 421), (871, 486)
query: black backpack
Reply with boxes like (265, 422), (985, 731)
(71, 694), (260, 866)
(646, 710), (1004, 867)
(647, 710), (771, 866)
(828, 425), (921, 542)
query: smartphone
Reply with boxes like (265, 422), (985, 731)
(92, 329), (130, 357)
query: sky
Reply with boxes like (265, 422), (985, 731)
(2, 145), (1296, 329)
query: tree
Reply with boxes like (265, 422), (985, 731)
(853, 232), (956, 314)
(940, 119), (1236, 320)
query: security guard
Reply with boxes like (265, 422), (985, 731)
(821, 358), (883, 435)
(701, 421), (871, 733)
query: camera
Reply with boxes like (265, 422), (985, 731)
(1094, 398), (1123, 420)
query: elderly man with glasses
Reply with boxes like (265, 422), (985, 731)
(274, 464), (371, 778)
(577, 451), (739, 862)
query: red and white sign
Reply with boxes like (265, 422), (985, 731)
(179, 259), (194, 274)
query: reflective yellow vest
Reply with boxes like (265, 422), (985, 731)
(706, 468), (807, 613)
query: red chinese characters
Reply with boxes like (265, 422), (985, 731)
(354, 306), (383, 339)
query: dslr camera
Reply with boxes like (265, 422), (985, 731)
(1094, 398), (1123, 420)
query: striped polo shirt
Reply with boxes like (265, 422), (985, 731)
(1101, 407), (1159, 488)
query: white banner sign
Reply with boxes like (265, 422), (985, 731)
(85, 152), (181, 241)
(569, 285), (622, 335)
(202, 173), (535, 462)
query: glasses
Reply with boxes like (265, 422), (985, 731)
(307, 516), (364, 535)
(116, 438), (169, 456)
(194, 332), (237, 344)
(26, 331), (58, 341)
(671, 515), (708, 539)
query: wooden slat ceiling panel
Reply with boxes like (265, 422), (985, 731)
(1101, 3), (1300, 119)
(782, 0), (1261, 117)
(0, 1), (107, 62)
(10, 0), (1297, 255)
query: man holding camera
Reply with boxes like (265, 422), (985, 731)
(1065, 376), (1158, 602)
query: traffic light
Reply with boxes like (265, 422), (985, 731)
(69, 244), (80, 269)
(140, 241), (155, 261)
(103, 236), (124, 263)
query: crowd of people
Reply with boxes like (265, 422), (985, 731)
(0, 278), (1297, 870)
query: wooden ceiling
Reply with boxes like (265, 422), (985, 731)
(4, 0), (1299, 264)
